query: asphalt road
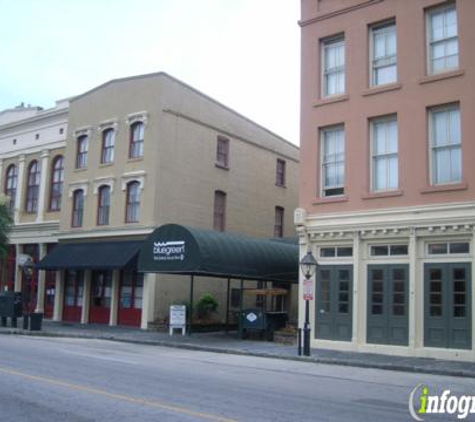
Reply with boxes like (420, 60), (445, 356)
(0, 335), (472, 421)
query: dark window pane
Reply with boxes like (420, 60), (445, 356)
(454, 280), (466, 292)
(392, 269), (405, 281)
(337, 247), (353, 257)
(430, 293), (442, 305)
(339, 303), (349, 314)
(339, 292), (349, 302)
(320, 248), (336, 258)
(320, 269), (331, 280)
(449, 243), (469, 254)
(372, 293), (383, 304)
(372, 304), (383, 315)
(322, 302), (331, 313)
(393, 293), (405, 304)
(430, 306), (442, 317)
(338, 270), (349, 281)
(454, 306), (466, 318)
(339, 281), (349, 292)
(372, 269), (384, 281)
(372, 280), (383, 293)
(453, 268), (466, 281)
(454, 293), (466, 305)
(371, 245), (388, 256)
(430, 269), (442, 281)
(393, 280), (405, 293)
(428, 243), (447, 254)
(390, 244), (408, 255)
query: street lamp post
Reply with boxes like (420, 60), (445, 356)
(19, 255), (34, 330)
(300, 251), (318, 357)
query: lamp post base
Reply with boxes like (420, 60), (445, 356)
(303, 299), (311, 356)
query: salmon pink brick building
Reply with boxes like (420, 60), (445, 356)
(296, 0), (475, 361)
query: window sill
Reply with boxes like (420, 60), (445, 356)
(313, 94), (349, 108)
(420, 182), (468, 194)
(313, 195), (348, 205)
(362, 190), (403, 200)
(215, 163), (229, 171)
(362, 82), (402, 97)
(127, 157), (144, 163)
(99, 163), (114, 168)
(276, 183), (286, 188)
(74, 167), (87, 172)
(419, 69), (465, 85)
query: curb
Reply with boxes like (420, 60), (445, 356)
(1, 329), (474, 379)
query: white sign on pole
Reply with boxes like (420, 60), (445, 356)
(303, 279), (313, 301)
(169, 305), (186, 336)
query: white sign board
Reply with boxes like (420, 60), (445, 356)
(169, 305), (186, 336)
(303, 279), (313, 301)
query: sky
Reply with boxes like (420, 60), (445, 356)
(0, 0), (301, 145)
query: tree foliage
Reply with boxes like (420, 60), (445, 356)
(0, 200), (13, 259)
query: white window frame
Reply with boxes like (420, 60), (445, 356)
(320, 125), (345, 198)
(319, 246), (353, 259)
(426, 241), (470, 256)
(369, 244), (409, 257)
(370, 21), (397, 86)
(429, 104), (461, 186)
(321, 35), (345, 98)
(426, 3), (459, 75)
(370, 115), (398, 192)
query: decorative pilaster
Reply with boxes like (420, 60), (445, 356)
(109, 270), (120, 326)
(141, 273), (157, 329)
(352, 230), (362, 346)
(36, 150), (50, 223)
(408, 227), (418, 352)
(14, 244), (22, 292)
(53, 270), (64, 321)
(35, 243), (47, 313)
(81, 271), (91, 324)
(14, 155), (26, 224)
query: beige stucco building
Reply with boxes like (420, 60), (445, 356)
(31, 72), (299, 329)
(0, 100), (69, 318)
(297, 0), (474, 360)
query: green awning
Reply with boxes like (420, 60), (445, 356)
(138, 224), (298, 283)
(37, 241), (143, 270)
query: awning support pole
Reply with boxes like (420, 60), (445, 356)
(238, 279), (244, 338)
(225, 278), (231, 334)
(189, 275), (194, 336)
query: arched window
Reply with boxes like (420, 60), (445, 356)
(97, 185), (111, 226)
(25, 160), (40, 213)
(49, 155), (64, 211)
(101, 129), (115, 164)
(4, 164), (17, 212)
(76, 135), (88, 169)
(129, 122), (144, 159)
(125, 181), (140, 223)
(72, 190), (84, 227)
(213, 190), (226, 231)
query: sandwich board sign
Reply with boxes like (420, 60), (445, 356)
(169, 305), (186, 336)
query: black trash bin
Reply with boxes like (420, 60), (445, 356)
(29, 312), (43, 331)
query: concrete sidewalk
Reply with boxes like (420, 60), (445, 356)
(1, 319), (474, 378)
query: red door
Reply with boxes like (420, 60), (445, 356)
(62, 270), (84, 322)
(1, 245), (16, 292)
(89, 270), (112, 324)
(118, 271), (143, 327)
(44, 243), (56, 318)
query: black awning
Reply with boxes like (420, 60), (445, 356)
(37, 241), (143, 270)
(138, 224), (298, 283)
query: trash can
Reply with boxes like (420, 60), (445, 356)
(29, 312), (43, 331)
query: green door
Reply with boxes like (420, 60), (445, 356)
(315, 266), (352, 341)
(424, 263), (472, 350)
(367, 265), (409, 346)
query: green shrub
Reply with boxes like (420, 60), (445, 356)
(195, 294), (218, 319)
